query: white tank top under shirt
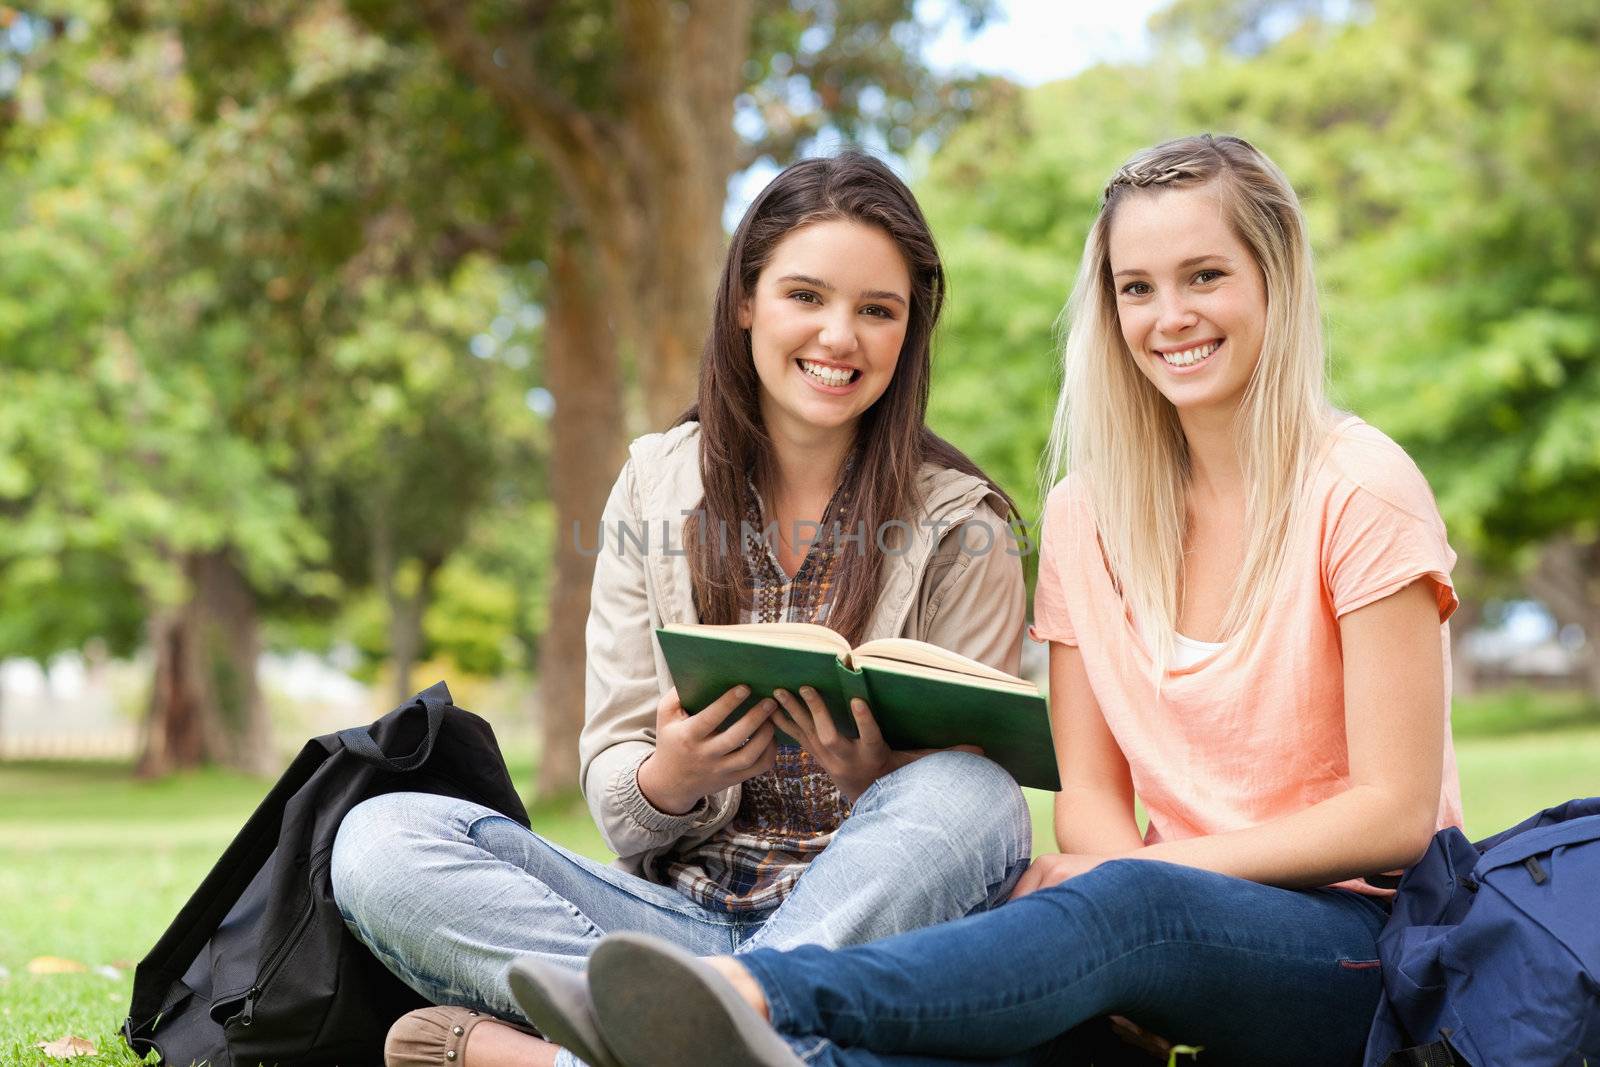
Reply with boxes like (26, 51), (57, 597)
(1171, 631), (1227, 669)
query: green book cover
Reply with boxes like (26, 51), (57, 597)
(654, 625), (1060, 791)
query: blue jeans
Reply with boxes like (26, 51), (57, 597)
(738, 858), (1390, 1067)
(331, 751), (1030, 1067)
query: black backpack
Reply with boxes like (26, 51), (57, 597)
(123, 682), (531, 1066)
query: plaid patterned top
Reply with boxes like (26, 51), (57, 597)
(655, 473), (855, 913)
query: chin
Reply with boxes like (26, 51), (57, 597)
(796, 403), (863, 431)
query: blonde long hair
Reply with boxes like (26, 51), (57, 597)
(1040, 134), (1332, 664)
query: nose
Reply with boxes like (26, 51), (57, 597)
(816, 308), (860, 356)
(1154, 292), (1199, 338)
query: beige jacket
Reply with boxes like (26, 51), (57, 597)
(579, 421), (1026, 876)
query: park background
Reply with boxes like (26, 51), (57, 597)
(1, 0), (1597, 1060)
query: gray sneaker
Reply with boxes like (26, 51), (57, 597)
(588, 933), (804, 1067)
(506, 956), (624, 1067)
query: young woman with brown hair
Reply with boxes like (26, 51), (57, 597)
(331, 152), (1034, 1067)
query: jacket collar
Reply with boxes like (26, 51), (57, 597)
(628, 422), (1007, 640)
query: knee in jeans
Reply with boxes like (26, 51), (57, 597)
(1071, 857), (1214, 906)
(331, 792), (454, 922)
(871, 750), (1030, 862)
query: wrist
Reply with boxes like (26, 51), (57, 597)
(636, 753), (699, 816)
(833, 765), (883, 805)
(835, 779), (867, 805)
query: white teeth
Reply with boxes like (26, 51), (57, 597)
(1159, 341), (1220, 367)
(800, 359), (855, 386)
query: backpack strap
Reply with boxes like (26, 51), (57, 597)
(1384, 1040), (1459, 1066)
(336, 685), (449, 773)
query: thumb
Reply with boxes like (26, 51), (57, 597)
(657, 687), (688, 725)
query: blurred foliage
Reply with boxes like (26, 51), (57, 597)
(0, 3), (556, 682)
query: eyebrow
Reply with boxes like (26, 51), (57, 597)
(777, 273), (908, 307)
(1112, 254), (1234, 279)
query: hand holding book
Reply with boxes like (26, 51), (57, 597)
(656, 623), (1059, 791)
(636, 685), (781, 815)
(771, 686), (983, 803)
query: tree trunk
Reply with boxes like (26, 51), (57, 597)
(373, 501), (442, 705)
(416, 0), (751, 431)
(1527, 538), (1600, 700)
(535, 219), (624, 799)
(137, 549), (273, 776)
(609, 0), (750, 430)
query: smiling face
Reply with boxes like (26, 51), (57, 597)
(1108, 183), (1268, 420)
(740, 218), (911, 443)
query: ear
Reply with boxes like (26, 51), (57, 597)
(737, 293), (753, 331)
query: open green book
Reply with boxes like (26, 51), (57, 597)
(655, 622), (1059, 791)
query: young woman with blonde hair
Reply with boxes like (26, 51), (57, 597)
(547, 134), (1464, 1066)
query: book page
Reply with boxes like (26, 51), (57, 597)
(854, 656), (1039, 695)
(850, 637), (1029, 686)
(660, 622), (852, 657)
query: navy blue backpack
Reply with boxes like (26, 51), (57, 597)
(1364, 796), (1600, 1067)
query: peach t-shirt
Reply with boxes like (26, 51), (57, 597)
(1030, 417), (1464, 894)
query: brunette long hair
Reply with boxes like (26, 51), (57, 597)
(678, 152), (1013, 644)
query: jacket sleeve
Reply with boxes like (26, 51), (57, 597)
(916, 499), (1027, 676)
(578, 458), (740, 864)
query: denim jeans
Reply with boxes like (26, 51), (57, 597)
(331, 751), (1030, 1067)
(737, 858), (1391, 1067)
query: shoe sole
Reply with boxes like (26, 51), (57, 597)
(589, 933), (802, 1067)
(506, 956), (624, 1067)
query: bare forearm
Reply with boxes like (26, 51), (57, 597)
(1123, 783), (1437, 888)
(1056, 785), (1145, 856)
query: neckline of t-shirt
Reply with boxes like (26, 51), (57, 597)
(1174, 631), (1226, 651)
(1105, 413), (1363, 675)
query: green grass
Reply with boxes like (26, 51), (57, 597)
(2, 688), (1596, 1064)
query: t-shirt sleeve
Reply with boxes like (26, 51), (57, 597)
(1324, 439), (1458, 624)
(1028, 481), (1079, 645)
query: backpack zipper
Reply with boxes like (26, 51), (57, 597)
(233, 885), (316, 1029)
(238, 986), (260, 1027)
